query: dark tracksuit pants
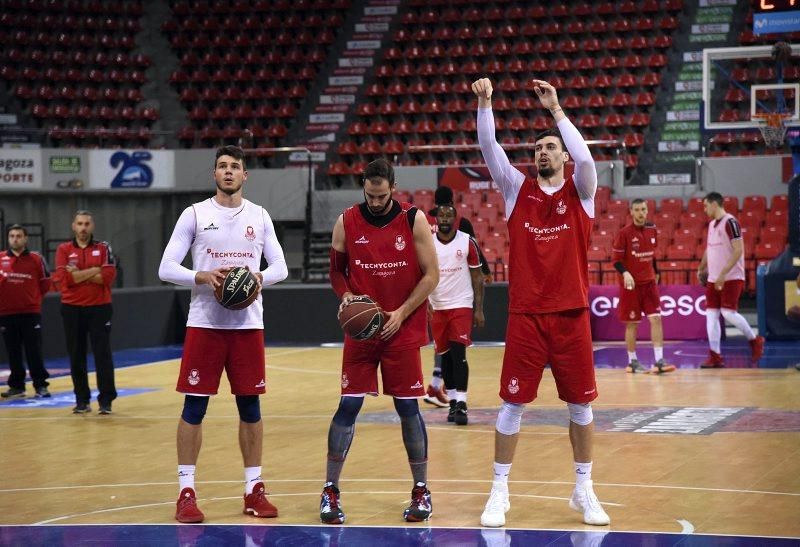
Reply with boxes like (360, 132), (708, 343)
(61, 303), (117, 406)
(0, 313), (49, 390)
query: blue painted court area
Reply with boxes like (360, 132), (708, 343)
(0, 525), (796, 547)
(0, 387), (156, 409)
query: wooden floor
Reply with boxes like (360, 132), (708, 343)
(1, 345), (799, 538)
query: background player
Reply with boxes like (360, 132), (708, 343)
(612, 199), (674, 374)
(158, 145), (288, 523)
(429, 204), (485, 425)
(323, 158), (439, 524)
(472, 77), (610, 528)
(697, 192), (765, 368)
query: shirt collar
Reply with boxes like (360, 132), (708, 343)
(72, 237), (94, 248)
(6, 249), (29, 257)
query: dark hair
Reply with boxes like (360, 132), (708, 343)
(630, 198), (646, 207)
(7, 223), (27, 236)
(73, 209), (93, 220)
(434, 185), (454, 206)
(215, 145), (246, 168)
(362, 158), (395, 187)
(704, 192), (724, 206)
(534, 128), (565, 150)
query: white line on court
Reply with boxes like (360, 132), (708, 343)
(678, 519), (695, 534)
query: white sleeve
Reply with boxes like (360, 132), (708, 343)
(477, 107), (525, 217)
(260, 208), (288, 286)
(557, 116), (597, 214)
(158, 206), (198, 286)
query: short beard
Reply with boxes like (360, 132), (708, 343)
(538, 166), (555, 178)
(216, 181), (240, 196)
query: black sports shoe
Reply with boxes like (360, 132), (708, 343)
(320, 482), (345, 524)
(1, 387), (26, 399)
(35, 387), (51, 398)
(447, 399), (456, 423)
(98, 405), (112, 415)
(454, 401), (468, 426)
(403, 482), (432, 522)
(72, 403), (91, 414)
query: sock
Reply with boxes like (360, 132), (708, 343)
(178, 465), (195, 492)
(244, 466), (262, 494)
(431, 353), (443, 388)
(706, 309), (721, 353)
(455, 391), (467, 403)
(721, 309), (755, 340)
(575, 461), (593, 485)
(446, 388), (457, 401)
(654, 346), (663, 362)
(628, 351), (637, 362)
(431, 375), (443, 389)
(493, 462), (511, 484)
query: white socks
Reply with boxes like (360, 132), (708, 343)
(455, 391), (467, 403)
(245, 466), (262, 494)
(493, 462), (512, 484)
(654, 346), (663, 361)
(178, 465), (195, 492)
(575, 461), (593, 485)
(446, 388), (457, 401)
(721, 308), (756, 340)
(706, 308), (722, 353)
(627, 351), (637, 362)
(431, 375), (443, 389)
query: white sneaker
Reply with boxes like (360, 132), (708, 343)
(569, 480), (610, 526)
(480, 481), (510, 527)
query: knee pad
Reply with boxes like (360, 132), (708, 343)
(393, 397), (420, 417)
(333, 395), (364, 426)
(235, 395), (261, 423)
(567, 402), (593, 426)
(495, 402), (525, 435)
(181, 395), (209, 425)
(448, 342), (466, 364)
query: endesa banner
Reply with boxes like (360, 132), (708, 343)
(589, 284), (708, 340)
(437, 163), (575, 193)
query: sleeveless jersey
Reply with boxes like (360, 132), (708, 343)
(706, 213), (745, 282)
(343, 202), (427, 349)
(506, 176), (593, 313)
(429, 230), (480, 310)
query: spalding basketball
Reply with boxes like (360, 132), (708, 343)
(214, 267), (259, 310)
(338, 295), (384, 340)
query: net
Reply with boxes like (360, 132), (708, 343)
(752, 113), (791, 148)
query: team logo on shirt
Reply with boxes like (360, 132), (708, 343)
(188, 369), (200, 386)
(507, 377), (520, 394)
(456, 249), (463, 258)
(556, 200), (567, 215)
(245, 226), (256, 241)
(341, 373), (349, 389)
(395, 235), (406, 251)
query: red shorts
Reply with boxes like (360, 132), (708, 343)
(706, 280), (745, 311)
(501, 309), (597, 405)
(177, 327), (266, 396)
(431, 307), (473, 353)
(341, 337), (425, 398)
(618, 281), (661, 322)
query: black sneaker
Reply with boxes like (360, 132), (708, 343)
(454, 401), (468, 426)
(320, 482), (345, 524)
(447, 400), (456, 423)
(35, 387), (51, 398)
(98, 405), (112, 415)
(72, 403), (91, 414)
(1, 387), (26, 399)
(403, 482), (432, 522)
(625, 359), (646, 373)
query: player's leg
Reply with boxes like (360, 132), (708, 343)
(87, 304), (116, 413)
(549, 309), (609, 526)
(423, 352), (448, 407)
(718, 280), (764, 361)
(0, 315), (27, 398)
(424, 310), (450, 408)
(62, 304), (91, 411)
(21, 313), (50, 396)
(618, 285), (644, 372)
(449, 342), (469, 425)
(641, 283), (673, 373)
(701, 283), (725, 368)
(440, 350), (457, 421)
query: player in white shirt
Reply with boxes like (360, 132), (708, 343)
(429, 205), (485, 425)
(158, 145), (288, 523)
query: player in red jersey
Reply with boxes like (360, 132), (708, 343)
(473, 78), (610, 527)
(323, 159), (439, 524)
(612, 199), (675, 374)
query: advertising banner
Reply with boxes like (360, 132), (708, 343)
(0, 148), (42, 189)
(589, 284), (709, 340)
(88, 150), (175, 189)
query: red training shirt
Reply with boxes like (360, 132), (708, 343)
(0, 249), (51, 315)
(612, 222), (658, 284)
(53, 238), (116, 306)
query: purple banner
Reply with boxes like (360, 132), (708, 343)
(589, 284), (708, 340)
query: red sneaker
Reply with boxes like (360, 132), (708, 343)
(175, 487), (204, 523)
(243, 482), (278, 518)
(749, 335), (765, 361)
(423, 384), (449, 408)
(699, 350), (725, 369)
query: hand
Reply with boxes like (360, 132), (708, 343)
(337, 292), (358, 319)
(195, 268), (229, 289)
(65, 265), (77, 272)
(714, 274), (725, 291)
(473, 309), (485, 328)
(380, 307), (408, 340)
(532, 79), (560, 111)
(484, 273), (493, 284)
(622, 271), (635, 290)
(697, 269), (708, 285)
(471, 78), (493, 108)
(254, 271), (263, 292)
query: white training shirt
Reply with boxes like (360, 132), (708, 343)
(158, 197), (288, 329)
(429, 230), (482, 311)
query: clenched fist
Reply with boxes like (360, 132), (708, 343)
(472, 78), (493, 108)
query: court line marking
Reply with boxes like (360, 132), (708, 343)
(678, 519), (695, 534)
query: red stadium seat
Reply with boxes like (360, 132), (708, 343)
(741, 195), (767, 215)
(770, 194), (788, 212)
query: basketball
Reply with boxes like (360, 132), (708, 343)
(338, 295), (384, 340)
(214, 267), (259, 310)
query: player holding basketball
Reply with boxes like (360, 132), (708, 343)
(158, 145), (288, 523)
(323, 158), (439, 524)
(697, 192), (765, 367)
(473, 78), (610, 527)
(429, 204), (485, 425)
(612, 199), (674, 374)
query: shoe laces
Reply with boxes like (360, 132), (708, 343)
(322, 486), (341, 511)
(485, 487), (507, 512)
(579, 485), (602, 513)
(179, 491), (197, 510)
(411, 485), (429, 508)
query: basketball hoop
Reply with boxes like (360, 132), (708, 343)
(752, 113), (791, 148)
